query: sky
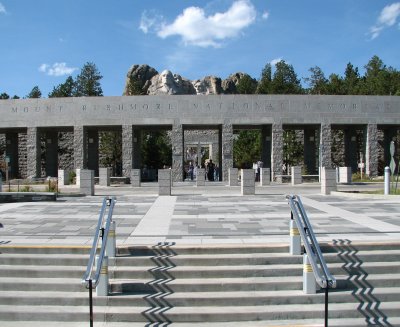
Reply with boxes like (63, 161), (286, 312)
(0, 0), (399, 97)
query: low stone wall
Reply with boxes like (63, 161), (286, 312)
(0, 192), (56, 203)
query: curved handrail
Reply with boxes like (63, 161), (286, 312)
(286, 194), (336, 289)
(82, 196), (116, 289)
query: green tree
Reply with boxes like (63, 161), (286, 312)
(26, 86), (42, 98)
(99, 131), (122, 176)
(233, 130), (261, 168)
(360, 55), (390, 95)
(126, 76), (145, 95)
(283, 130), (303, 169)
(326, 74), (345, 95)
(256, 63), (272, 94)
(0, 93), (10, 99)
(343, 63), (361, 95)
(141, 131), (172, 169)
(236, 74), (257, 94)
(12, 95), (20, 99)
(304, 66), (328, 95)
(74, 62), (103, 96)
(49, 76), (75, 98)
(270, 60), (303, 94)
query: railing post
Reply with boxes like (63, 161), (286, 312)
(290, 213), (301, 255)
(106, 220), (116, 257)
(303, 253), (317, 294)
(96, 255), (109, 296)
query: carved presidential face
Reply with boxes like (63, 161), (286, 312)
(160, 70), (174, 85)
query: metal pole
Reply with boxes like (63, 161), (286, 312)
(325, 286), (329, 327)
(384, 166), (390, 195)
(89, 279), (93, 327)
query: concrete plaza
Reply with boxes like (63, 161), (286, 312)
(1, 182), (400, 247)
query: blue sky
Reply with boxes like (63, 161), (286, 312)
(0, 0), (399, 97)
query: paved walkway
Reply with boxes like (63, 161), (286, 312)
(1, 182), (400, 246)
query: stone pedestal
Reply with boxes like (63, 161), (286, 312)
(80, 169), (94, 196)
(241, 169), (255, 195)
(260, 168), (270, 186)
(338, 167), (352, 184)
(291, 166), (302, 185)
(158, 169), (171, 195)
(229, 168), (238, 186)
(131, 169), (141, 187)
(75, 169), (81, 186)
(196, 168), (205, 186)
(321, 167), (337, 195)
(99, 167), (111, 187)
(58, 169), (69, 186)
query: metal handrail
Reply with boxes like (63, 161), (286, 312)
(82, 196), (116, 289)
(286, 194), (336, 289)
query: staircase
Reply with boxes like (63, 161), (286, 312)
(0, 242), (400, 326)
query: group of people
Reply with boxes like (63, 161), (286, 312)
(187, 159), (219, 181)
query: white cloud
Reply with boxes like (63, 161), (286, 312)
(270, 58), (283, 66)
(143, 0), (257, 47)
(39, 62), (78, 76)
(369, 2), (400, 39)
(139, 10), (164, 34)
(0, 2), (6, 14)
(262, 11), (269, 20)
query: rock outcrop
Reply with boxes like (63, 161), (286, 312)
(123, 64), (158, 95)
(123, 64), (251, 96)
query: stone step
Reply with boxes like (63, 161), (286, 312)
(0, 277), (85, 292)
(0, 245), (91, 255)
(0, 301), (399, 323)
(0, 265), (85, 278)
(0, 253), (89, 266)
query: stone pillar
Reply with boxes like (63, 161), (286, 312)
(321, 167), (337, 195)
(131, 169), (141, 187)
(171, 121), (183, 182)
(304, 128), (317, 174)
(5, 132), (19, 179)
(344, 128), (358, 173)
(261, 125), (272, 169)
(58, 169), (69, 186)
(122, 125), (133, 179)
(87, 130), (99, 176)
(228, 168), (238, 186)
(74, 126), (87, 170)
(365, 124), (378, 177)
(241, 169), (255, 195)
(158, 169), (171, 195)
(338, 167), (352, 183)
(80, 169), (94, 196)
(260, 168), (270, 186)
(320, 123), (332, 169)
(271, 123), (283, 181)
(196, 168), (205, 186)
(45, 131), (58, 177)
(291, 166), (302, 185)
(26, 127), (41, 178)
(221, 121), (233, 182)
(99, 167), (111, 186)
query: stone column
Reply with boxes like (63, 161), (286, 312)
(26, 127), (41, 178)
(261, 125), (272, 169)
(271, 123), (283, 181)
(45, 131), (58, 177)
(304, 128), (317, 174)
(131, 169), (141, 187)
(122, 125), (133, 179)
(74, 126), (87, 170)
(221, 121), (233, 182)
(320, 123), (332, 168)
(344, 128), (358, 173)
(171, 121), (183, 182)
(365, 124), (378, 177)
(87, 130), (99, 176)
(5, 132), (19, 179)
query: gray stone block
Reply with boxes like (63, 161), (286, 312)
(99, 167), (111, 187)
(80, 169), (94, 196)
(291, 166), (302, 185)
(241, 169), (255, 195)
(229, 168), (238, 186)
(58, 169), (69, 186)
(339, 167), (352, 183)
(196, 168), (205, 186)
(321, 167), (337, 195)
(131, 169), (141, 187)
(260, 168), (270, 186)
(158, 169), (171, 195)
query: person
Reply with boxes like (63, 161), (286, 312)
(188, 162), (194, 181)
(207, 159), (215, 181)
